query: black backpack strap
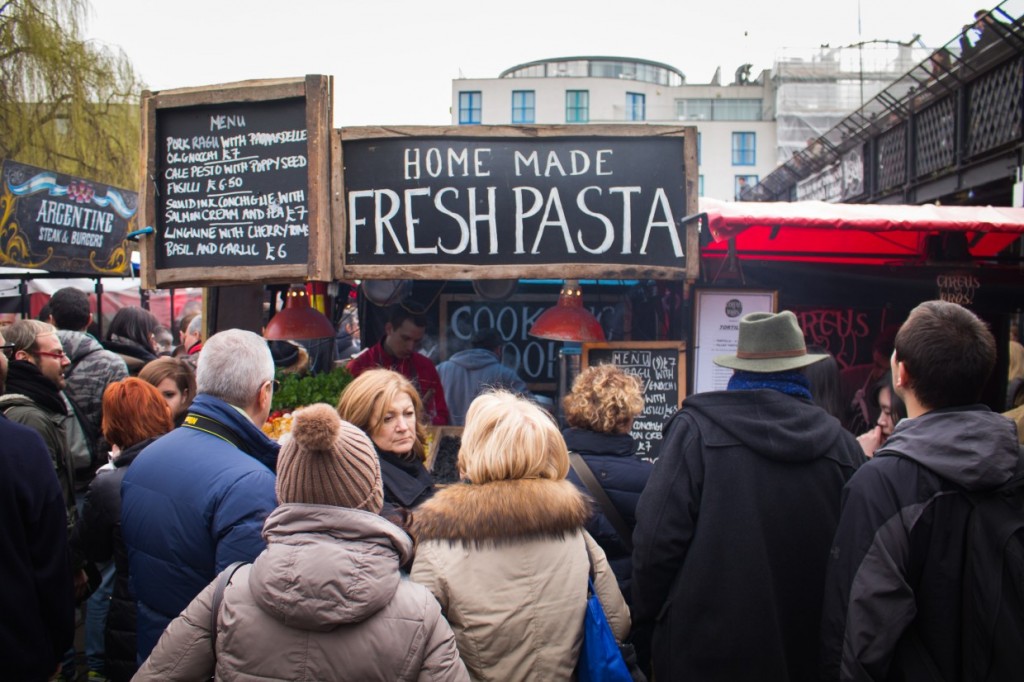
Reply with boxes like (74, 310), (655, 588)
(183, 412), (243, 450)
(570, 452), (633, 553)
(209, 561), (247, 651)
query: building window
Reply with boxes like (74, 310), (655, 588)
(566, 90), (589, 123)
(626, 92), (646, 121)
(512, 90), (535, 124)
(735, 175), (758, 199)
(677, 99), (712, 120)
(699, 175), (705, 197)
(459, 91), (481, 125)
(677, 98), (762, 121)
(732, 132), (756, 165)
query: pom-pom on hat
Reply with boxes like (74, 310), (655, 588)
(276, 403), (383, 513)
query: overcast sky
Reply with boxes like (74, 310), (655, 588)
(84, 0), (1000, 126)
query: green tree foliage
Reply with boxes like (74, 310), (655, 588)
(0, 0), (144, 189)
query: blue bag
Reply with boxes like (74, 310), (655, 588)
(578, 577), (633, 682)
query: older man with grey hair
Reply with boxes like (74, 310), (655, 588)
(121, 329), (279, 662)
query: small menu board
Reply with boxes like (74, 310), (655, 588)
(0, 160), (135, 275)
(139, 76), (332, 288)
(582, 341), (686, 461)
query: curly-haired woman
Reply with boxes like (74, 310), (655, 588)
(562, 364), (652, 600)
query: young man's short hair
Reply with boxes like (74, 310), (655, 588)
(48, 288), (91, 331)
(387, 303), (427, 330)
(894, 300), (996, 410)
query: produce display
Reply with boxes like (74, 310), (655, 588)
(262, 366), (353, 440)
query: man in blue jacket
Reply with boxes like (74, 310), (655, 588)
(121, 328), (280, 662)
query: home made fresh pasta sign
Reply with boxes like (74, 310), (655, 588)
(337, 125), (698, 281)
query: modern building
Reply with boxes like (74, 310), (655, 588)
(451, 56), (775, 202)
(450, 50), (923, 202)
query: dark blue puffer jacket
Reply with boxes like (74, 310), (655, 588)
(563, 427), (652, 601)
(120, 394), (279, 662)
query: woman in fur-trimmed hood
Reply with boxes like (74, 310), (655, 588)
(411, 391), (630, 682)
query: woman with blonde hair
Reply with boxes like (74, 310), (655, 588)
(411, 390), (629, 681)
(336, 369), (435, 520)
(563, 364), (652, 601)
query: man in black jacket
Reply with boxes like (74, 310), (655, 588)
(820, 300), (1019, 680)
(632, 311), (864, 681)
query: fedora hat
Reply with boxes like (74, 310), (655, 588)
(714, 311), (826, 373)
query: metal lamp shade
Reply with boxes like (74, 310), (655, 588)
(264, 288), (336, 340)
(528, 280), (606, 342)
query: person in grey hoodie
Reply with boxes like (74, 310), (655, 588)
(437, 328), (529, 426)
(48, 287), (129, 464)
(820, 301), (1021, 681)
(135, 403), (468, 681)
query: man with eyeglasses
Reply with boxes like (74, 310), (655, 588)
(0, 320), (77, 537)
(121, 329), (280, 663)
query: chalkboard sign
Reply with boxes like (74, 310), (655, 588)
(440, 293), (621, 391)
(0, 160), (135, 275)
(140, 76), (332, 288)
(582, 341), (686, 461)
(335, 125), (699, 282)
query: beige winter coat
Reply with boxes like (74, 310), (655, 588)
(410, 478), (630, 682)
(135, 504), (468, 681)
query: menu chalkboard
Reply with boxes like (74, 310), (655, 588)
(335, 125), (700, 282)
(582, 341), (686, 461)
(140, 76), (332, 288)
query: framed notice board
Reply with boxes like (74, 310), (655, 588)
(581, 341), (686, 461)
(139, 75), (333, 288)
(334, 124), (700, 282)
(692, 288), (777, 395)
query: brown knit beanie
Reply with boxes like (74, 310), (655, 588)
(276, 403), (383, 513)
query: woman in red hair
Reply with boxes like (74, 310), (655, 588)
(72, 378), (174, 681)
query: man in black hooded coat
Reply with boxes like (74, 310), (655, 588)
(632, 311), (864, 681)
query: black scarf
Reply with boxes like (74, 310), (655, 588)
(5, 360), (68, 415)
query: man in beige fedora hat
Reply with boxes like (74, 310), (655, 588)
(632, 310), (864, 681)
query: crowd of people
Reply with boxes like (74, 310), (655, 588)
(3, 293), (1022, 681)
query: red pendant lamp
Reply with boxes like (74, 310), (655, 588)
(528, 279), (606, 343)
(263, 286), (336, 341)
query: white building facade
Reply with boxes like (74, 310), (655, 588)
(450, 56), (777, 202)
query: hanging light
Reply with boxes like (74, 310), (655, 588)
(263, 286), (336, 341)
(528, 279), (606, 343)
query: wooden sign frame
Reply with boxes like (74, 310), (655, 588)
(139, 75), (332, 288)
(332, 124), (700, 282)
(581, 340), (687, 407)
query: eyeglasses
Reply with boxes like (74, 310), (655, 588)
(265, 379), (281, 392)
(0, 343), (16, 353)
(33, 349), (66, 360)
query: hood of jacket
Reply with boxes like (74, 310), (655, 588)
(412, 477), (590, 546)
(57, 329), (105, 364)
(249, 504), (412, 631)
(876, 405), (1020, 490)
(187, 393), (279, 472)
(681, 388), (851, 464)
(444, 348), (499, 371)
(562, 427), (638, 458)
